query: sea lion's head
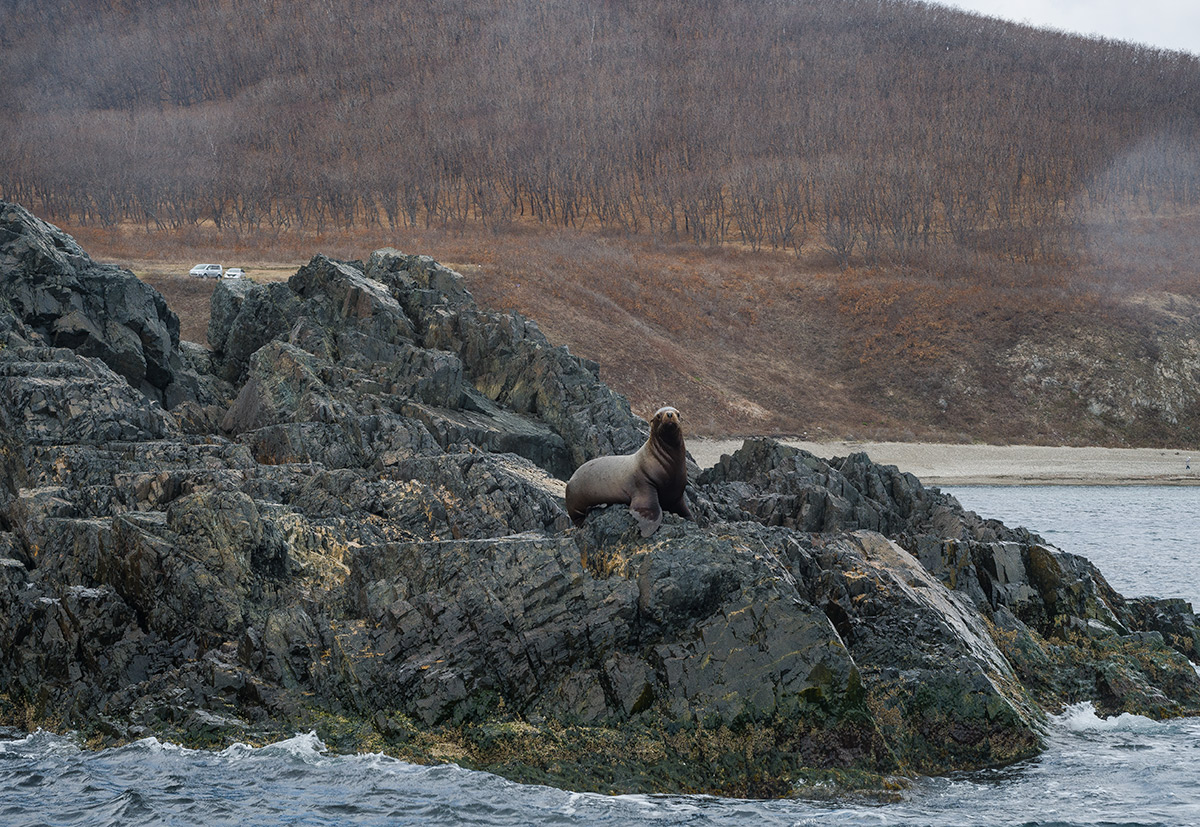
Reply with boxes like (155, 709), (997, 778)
(649, 406), (684, 449)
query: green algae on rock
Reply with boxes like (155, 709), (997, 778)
(1, 201), (1198, 797)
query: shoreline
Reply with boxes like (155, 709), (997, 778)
(689, 438), (1200, 486)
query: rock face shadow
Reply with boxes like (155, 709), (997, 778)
(1, 201), (1198, 797)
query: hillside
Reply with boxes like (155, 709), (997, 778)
(5, 202), (1200, 796)
(6, 0), (1200, 445)
(71, 217), (1200, 447)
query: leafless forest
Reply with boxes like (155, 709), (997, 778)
(3, 0), (1199, 266)
(5, 0), (1200, 444)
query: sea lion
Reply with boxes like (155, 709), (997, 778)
(565, 405), (693, 537)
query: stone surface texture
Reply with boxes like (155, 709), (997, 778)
(1, 202), (1198, 797)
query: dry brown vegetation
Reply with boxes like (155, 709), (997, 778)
(69, 207), (1200, 445)
(5, 0), (1200, 265)
(9, 0), (1200, 445)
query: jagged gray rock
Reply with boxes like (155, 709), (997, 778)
(0, 202), (209, 407)
(0, 201), (1197, 797)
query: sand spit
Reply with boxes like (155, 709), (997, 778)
(690, 438), (1200, 486)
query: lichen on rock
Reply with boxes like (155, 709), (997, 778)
(0, 201), (1198, 798)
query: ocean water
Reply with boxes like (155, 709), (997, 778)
(4, 486), (1199, 827)
(5, 708), (1200, 827)
(945, 485), (1200, 611)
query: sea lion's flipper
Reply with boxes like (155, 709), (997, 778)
(666, 494), (693, 521)
(630, 490), (663, 537)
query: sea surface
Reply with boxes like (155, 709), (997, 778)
(4, 486), (1199, 827)
(945, 485), (1200, 611)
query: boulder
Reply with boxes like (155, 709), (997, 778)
(0, 201), (1197, 797)
(207, 280), (302, 383)
(0, 202), (205, 406)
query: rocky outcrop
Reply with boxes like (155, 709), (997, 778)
(0, 203), (215, 408)
(694, 439), (1200, 720)
(1, 201), (1198, 797)
(1006, 310), (1200, 444)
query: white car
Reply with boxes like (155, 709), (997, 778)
(224, 268), (245, 279)
(189, 263), (223, 279)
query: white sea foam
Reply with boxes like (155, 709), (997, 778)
(125, 735), (190, 755)
(0, 728), (80, 756)
(217, 730), (328, 761)
(1054, 701), (1161, 733)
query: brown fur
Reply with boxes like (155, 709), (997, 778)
(565, 406), (692, 537)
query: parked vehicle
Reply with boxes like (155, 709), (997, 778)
(189, 263), (223, 278)
(224, 268), (245, 279)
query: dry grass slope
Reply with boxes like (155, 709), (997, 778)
(71, 212), (1200, 448)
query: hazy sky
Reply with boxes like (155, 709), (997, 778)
(939, 1), (1200, 56)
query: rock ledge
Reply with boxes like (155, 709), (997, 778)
(1, 202), (1197, 797)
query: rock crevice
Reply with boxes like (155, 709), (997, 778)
(1, 202), (1197, 797)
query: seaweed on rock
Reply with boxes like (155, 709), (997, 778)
(1, 201), (1197, 797)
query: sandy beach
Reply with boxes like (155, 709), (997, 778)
(689, 438), (1200, 485)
